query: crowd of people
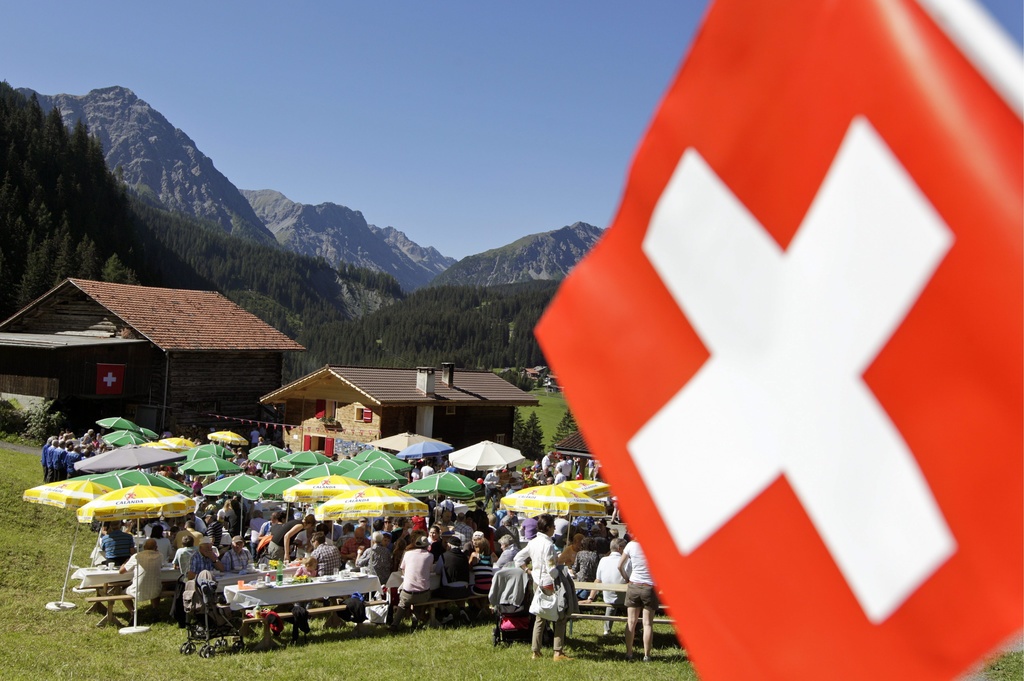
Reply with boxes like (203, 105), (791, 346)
(48, 425), (654, 660)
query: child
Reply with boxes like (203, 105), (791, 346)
(294, 555), (317, 578)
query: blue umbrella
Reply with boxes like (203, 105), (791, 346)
(396, 440), (454, 461)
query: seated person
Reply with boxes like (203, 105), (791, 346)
(434, 536), (472, 599)
(294, 555), (318, 577)
(187, 537), (223, 580)
(119, 538), (164, 606)
(221, 535), (253, 572)
(173, 535), (197, 579)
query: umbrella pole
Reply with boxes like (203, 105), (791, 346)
(46, 522), (79, 611)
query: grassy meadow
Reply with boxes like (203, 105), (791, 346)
(0, 447), (695, 680)
(520, 388), (570, 447)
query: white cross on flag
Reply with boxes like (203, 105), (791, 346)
(95, 363), (125, 396)
(536, 1), (1022, 679)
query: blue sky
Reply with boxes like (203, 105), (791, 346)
(2, 1), (1020, 259)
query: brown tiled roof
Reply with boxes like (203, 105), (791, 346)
(553, 430), (590, 455)
(262, 364), (539, 406)
(68, 279), (305, 352)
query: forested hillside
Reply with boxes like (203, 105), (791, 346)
(0, 82), (555, 379)
(311, 280), (558, 370)
(0, 82), (144, 318)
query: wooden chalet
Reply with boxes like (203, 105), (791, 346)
(0, 278), (304, 431)
(553, 429), (593, 459)
(261, 362), (539, 455)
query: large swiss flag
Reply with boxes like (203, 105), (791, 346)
(536, 1), (1021, 679)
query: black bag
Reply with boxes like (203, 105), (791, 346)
(169, 576), (187, 628)
(342, 595), (365, 623)
(291, 603), (310, 642)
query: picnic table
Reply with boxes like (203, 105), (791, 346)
(224, 572), (382, 650)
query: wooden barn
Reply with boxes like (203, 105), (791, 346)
(260, 362), (539, 455)
(0, 278), (304, 432)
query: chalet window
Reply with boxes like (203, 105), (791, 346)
(363, 408), (373, 423)
(495, 433), (506, 444)
(445, 405), (456, 415)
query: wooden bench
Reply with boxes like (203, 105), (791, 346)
(84, 594), (135, 628)
(241, 600), (386, 651)
(570, 581), (674, 629)
(409, 593), (489, 628)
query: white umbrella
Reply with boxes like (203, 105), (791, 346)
(447, 440), (525, 471)
(369, 432), (448, 453)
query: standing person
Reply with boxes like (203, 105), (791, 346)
(619, 539), (658, 662)
(582, 538), (628, 636)
(41, 437), (54, 483)
(483, 468), (501, 511)
(515, 513), (573, 662)
(266, 511), (297, 561)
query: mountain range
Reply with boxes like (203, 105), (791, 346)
(21, 85), (602, 291)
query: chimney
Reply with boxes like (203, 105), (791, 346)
(441, 362), (455, 387)
(416, 367), (436, 395)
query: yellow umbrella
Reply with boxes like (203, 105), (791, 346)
(76, 484), (195, 524)
(500, 485), (606, 517)
(282, 475), (369, 503)
(146, 437), (196, 451)
(22, 479), (114, 612)
(315, 487), (428, 521)
(140, 441), (174, 450)
(23, 479), (114, 509)
(208, 431), (248, 446)
(557, 479), (612, 499)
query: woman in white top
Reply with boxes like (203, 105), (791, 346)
(150, 525), (174, 563)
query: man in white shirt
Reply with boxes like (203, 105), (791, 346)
(420, 462), (435, 478)
(619, 540), (658, 662)
(583, 538), (628, 635)
(483, 469), (501, 511)
(515, 513), (572, 662)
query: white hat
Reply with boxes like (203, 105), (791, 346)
(200, 536), (213, 544)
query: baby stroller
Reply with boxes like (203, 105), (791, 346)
(180, 570), (242, 658)
(489, 566), (534, 646)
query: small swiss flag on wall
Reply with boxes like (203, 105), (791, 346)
(95, 364), (125, 395)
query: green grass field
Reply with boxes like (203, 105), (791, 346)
(519, 389), (570, 448)
(0, 447), (694, 680)
(4, 446), (1019, 680)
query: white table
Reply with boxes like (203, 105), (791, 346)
(72, 565), (296, 593)
(223, 573), (381, 611)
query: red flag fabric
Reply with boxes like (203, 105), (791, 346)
(95, 364), (125, 396)
(536, 1), (1022, 679)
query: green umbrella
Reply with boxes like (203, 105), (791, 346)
(241, 477), (301, 501)
(102, 430), (151, 446)
(248, 445), (289, 464)
(183, 444), (233, 461)
(270, 460), (306, 472)
(79, 469), (190, 494)
(348, 461), (406, 486)
(352, 448), (394, 464)
(283, 450), (333, 467)
(201, 474), (265, 496)
(400, 471), (483, 500)
(96, 417), (142, 432)
(179, 457), (243, 476)
(136, 426), (159, 440)
(357, 453), (412, 473)
(296, 461), (357, 480)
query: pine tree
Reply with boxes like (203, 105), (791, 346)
(550, 408), (578, 448)
(520, 412), (545, 461)
(101, 253), (139, 285)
